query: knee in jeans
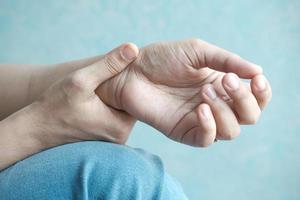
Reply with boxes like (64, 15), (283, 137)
(0, 141), (186, 200)
(73, 142), (165, 199)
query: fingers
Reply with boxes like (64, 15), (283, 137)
(190, 39), (262, 78)
(222, 73), (261, 124)
(251, 74), (272, 109)
(201, 84), (240, 140)
(169, 103), (216, 147)
(68, 43), (139, 93)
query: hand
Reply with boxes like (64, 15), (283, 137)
(98, 39), (272, 147)
(35, 43), (139, 144)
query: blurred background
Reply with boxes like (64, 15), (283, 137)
(0, 0), (299, 199)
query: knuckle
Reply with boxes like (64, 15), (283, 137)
(196, 129), (216, 148)
(65, 71), (87, 92)
(220, 126), (241, 140)
(247, 112), (260, 124)
(221, 55), (232, 72)
(216, 52), (238, 73)
(104, 54), (122, 76)
(240, 109), (261, 125)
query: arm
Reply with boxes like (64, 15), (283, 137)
(0, 103), (48, 170)
(0, 43), (138, 171)
(0, 55), (103, 120)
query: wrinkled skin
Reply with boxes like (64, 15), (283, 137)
(97, 39), (272, 147)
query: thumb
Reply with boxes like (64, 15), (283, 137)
(190, 39), (263, 78)
(78, 43), (139, 90)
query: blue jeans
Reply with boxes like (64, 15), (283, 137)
(0, 141), (188, 200)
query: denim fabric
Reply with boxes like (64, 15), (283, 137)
(0, 141), (188, 200)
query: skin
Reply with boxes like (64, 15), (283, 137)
(0, 43), (139, 170)
(97, 39), (272, 147)
(0, 39), (272, 170)
(0, 55), (105, 120)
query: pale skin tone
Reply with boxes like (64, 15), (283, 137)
(0, 43), (139, 170)
(98, 39), (272, 146)
(0, 39), (272, 171)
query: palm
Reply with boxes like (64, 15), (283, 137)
(103, 41), (226, 145)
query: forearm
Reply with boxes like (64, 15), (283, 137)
(0, 64), (35, 120)
(0, 103), (49, 171)
(0, 44), (139, 171)
(0, 55), (103, 120)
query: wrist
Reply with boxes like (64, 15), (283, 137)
(96, 66), (131, 111)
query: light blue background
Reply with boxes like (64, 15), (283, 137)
(0, 0), (299, 199)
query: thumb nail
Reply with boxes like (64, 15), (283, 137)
(121, 44), (137, 61)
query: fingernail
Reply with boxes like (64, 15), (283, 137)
(225, 73), (239, 91)
(121, 45), (137, 61)
(204, 86), (217, 100)
(200, 104), (211, 119)
(256, 75), (266, 91)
